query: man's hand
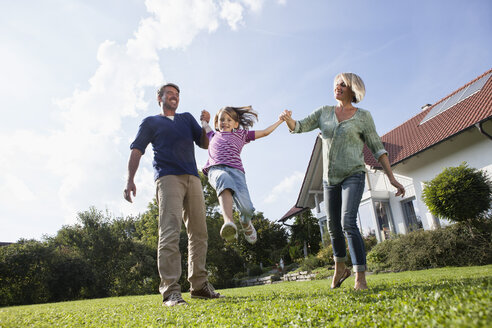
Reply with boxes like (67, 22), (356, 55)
(200, 110), (210, 123)
(124, 181), (137, 203)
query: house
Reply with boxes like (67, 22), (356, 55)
(279, 68), (492, 243)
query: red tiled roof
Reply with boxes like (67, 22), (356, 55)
(364, 69), (492, 167)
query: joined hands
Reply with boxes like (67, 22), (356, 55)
(200, 110), (210, 123)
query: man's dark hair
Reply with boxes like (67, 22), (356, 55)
(157, 83), (180, 105)
(157, 83), (181, 97)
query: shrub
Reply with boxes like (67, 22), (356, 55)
(288, 244), (303, 261)
(298, 255), (322, 271)
(0, 240), (96, 306)
(367, 220), (492, 272)
(422, 162), (492, 223)
(0, 240), (52, 306)
(363, 235), (378, 253)
(283, 263), (298, 273)
(310, 267), (334, 279)
(316, 244), (334, 267)
(247, 264), (263, 277)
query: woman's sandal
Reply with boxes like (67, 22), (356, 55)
(331, 268), (351, 289)
(242, 221), (257, 244)
(220, 221), (238, 241)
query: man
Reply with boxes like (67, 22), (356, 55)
(124, 83), (223, 306)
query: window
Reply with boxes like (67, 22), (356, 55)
(357, 202), (377, 238)
(401, 198), (423, 232)
(374, 201), (395, 241)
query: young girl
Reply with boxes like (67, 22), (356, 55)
(201, 106), (283, 244)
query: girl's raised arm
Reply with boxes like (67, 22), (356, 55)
(255, 119), (284, 139)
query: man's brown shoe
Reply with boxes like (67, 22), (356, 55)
(162, 292), (188, 306)
(190, 282), (225, 299)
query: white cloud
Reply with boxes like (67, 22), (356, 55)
(0, 174), (36, 204)
(220, 0), (244, 30)
(263, 171), (304, 204)
(241, 0), (264, 12)
(132, 0), (220, 53)
(0, 0), (270, 240)
(46, 0), (231, 222)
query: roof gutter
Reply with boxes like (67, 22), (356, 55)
(475, 122), (492, 140)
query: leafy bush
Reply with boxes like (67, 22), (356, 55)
(310, 267), (334, 279)
(282, 262), (298, 273)
(363, 235), (378, 253)
(367, 220), (492, 272)
(247, 264), (263, 277)
(0, 240), (95, 307)
(288, 244), (303, 261)
(316, 244), (334, 266)
(422, 162), (492, 223)
(0, 240), (52, 306)
(297, 255), (322, 271)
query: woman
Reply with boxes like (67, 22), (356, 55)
(280, 73), (405, 290)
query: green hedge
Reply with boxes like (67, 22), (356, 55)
(367, 220), (492, 272)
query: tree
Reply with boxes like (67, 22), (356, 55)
(422, 162), (492, 224)
(234, 213), (289, 268)
(50, 207), (157, 298)
(0, 240), (52, 306)
(46, 246), (94, 302)
(50, 208), (116, 297)
(287, 211), (322, 261)
(200, 171), (220, 216)
(135, 199), (159, 249)
(0, 238), (96, 306)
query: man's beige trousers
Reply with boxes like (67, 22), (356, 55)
(156, 174), (208, 298)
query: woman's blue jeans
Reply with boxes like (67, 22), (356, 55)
(323, 172), (367, 272)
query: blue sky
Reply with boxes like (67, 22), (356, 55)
(0, 0), (490, 242)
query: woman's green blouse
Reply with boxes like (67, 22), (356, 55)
(292, 105), (387, 185)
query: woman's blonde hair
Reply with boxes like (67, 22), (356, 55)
(333, 73), (366, 103)
(214, 106), (258, 130)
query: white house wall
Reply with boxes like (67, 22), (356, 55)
(392, 126), (492, 230)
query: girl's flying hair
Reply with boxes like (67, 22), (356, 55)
(214, 106), (258, 130)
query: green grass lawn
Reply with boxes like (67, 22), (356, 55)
(1, 265), (490, 327)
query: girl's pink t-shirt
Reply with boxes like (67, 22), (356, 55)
(202, 129), (255, 175)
